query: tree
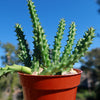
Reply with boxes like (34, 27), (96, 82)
(0, 42), (23, 100)
(80, 48), (100, 100)
(96, 0), (100, 13)
(0, 42), (22, 65)
(81, 48), (100, 70)
(81, 48), (100, 83)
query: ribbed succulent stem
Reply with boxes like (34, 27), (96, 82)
(28, 0), (51, 68)
(40, 27), (95, 75)
(0, 67), (12, 78)
(15, 24), (31, 67)
(31, 57), (39, 72)
(8, 65), (32, 74)
(61, 27), (95, 70)
(0, 64), (32, 77)
(61, 22), (76, 65)
(40, 64), (60, 75)
(52, 19), (66, 64)
(0, 0), (95, 76)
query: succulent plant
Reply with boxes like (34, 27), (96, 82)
(0, 0), (95, 77)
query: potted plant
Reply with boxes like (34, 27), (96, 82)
(0, 0), (95, 100)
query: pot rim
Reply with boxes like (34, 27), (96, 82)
(18, 69), (83, 78)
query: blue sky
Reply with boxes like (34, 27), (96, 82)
(0, 0), (100, 67)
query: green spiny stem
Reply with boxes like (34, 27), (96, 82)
(43, 22), (76, 75)
(28, 0), (41, 63)
(61, 27), (95, 70)
(40, 27), (95, 75)
(0, 67), (12, 78)
(28, 0), (51, 68)
(15, 24), (32, 67)
(40, 63), (60, 75)
(61, 22), (76, 65)
(8, 65), (32, 74)
(31, 57), (39, 72)
(52, 19), (66, 64)
(0, 64), (32, 77)
(0, 0), (96, 77)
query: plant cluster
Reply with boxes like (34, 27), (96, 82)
(0, 0), (95, 77)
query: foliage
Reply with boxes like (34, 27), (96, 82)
(95, 84), (100, 100)
(0, 42), (23, 100)
(0, 42), (23, 65)
(96, 0), (100, 13)
(81, 48), (100, 68)
(0, 0), (95, 76)
(0, 73), (22, 100)
(80, 48), (100, 81)
(80, 48), (100, 100)
(0, 42), (16, 65)
(76, 90), (96, 100)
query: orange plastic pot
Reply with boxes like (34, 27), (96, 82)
(18, 69), (82, 100)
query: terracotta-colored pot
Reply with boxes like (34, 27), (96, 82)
(18, 69), (82, 100)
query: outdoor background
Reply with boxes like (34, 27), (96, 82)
(0, 0), (100, 100)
